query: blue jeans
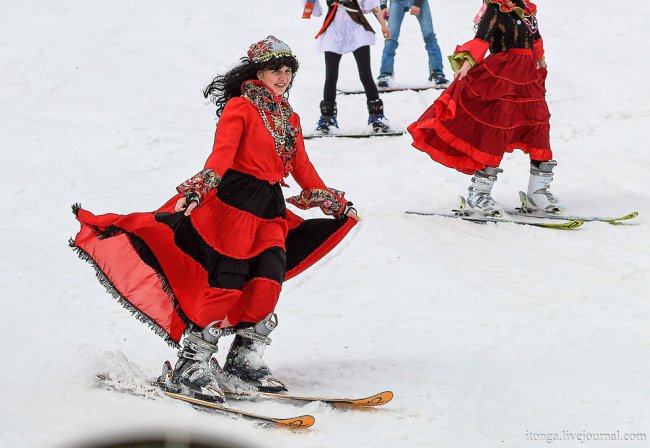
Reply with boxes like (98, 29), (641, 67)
(379, 0), (444, 77)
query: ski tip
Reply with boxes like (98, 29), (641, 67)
(602, 211), (639, 223)
(274, 415), (316, 428)
(353, 390), (394, 406)
(542, 219), (584, 229)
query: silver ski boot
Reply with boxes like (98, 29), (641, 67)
(223, 313), (287, 393)
(466, 166), (506, 217)
(522, 160), (565, 213)
(158, 320), (226, 403)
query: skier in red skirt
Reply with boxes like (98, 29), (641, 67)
(408, 0), (563, 216)
(71, 36), (360, 403)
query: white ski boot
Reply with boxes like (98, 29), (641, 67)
(158, 320), (226, 403)
(521, 160), (565, 213)
(465, 166), (506, 217)
(223, 313), (287, 393)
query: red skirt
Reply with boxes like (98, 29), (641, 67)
(71, 171), (356, 346)
(408, 49), (552, 174)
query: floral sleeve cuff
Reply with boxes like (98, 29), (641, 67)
(176, 169), (221, 205)
(286, 188), (348, 216)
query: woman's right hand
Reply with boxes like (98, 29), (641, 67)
(175, 196), (199, 216)
(454, 60), (473, 81)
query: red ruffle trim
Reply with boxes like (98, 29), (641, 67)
(222, 277), (282, 327)
(486, 0), (537, 16)
(408, 50), (552, 174)
(186, 190), (288, 260)
(72, 197), (358, 341)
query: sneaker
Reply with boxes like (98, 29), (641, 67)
(368, 114), (391, 133)
(377, 74), (391, 88)
(429, 69), (449, 89)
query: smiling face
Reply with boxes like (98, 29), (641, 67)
(257, 66), (293, 96)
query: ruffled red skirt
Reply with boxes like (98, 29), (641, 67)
(408, 49), (552, 174)
(71, 171), (356, 346)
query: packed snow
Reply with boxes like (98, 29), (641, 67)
(1, 1), (649, 447)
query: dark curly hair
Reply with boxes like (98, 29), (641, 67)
(203, 55), (299, 117)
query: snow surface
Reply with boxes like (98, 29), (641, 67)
(1, 1), (649, 447)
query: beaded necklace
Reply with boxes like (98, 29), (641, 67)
(241, 80), (298, 177)
(517, 0), (538, 34)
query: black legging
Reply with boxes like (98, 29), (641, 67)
(323, 46), (379, 102)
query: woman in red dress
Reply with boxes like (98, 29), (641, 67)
(71, 36), (360, 403)
(408, 0), (563, 215)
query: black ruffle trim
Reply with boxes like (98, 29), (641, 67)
(68, 236), (183, 348)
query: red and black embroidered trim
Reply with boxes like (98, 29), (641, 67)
(176, 169), (221, 204)
(286, 188), (347, 216)
(241, 80), (300, 179)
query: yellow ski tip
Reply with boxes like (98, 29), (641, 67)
(562, 219), (584, 229)
(537, 219), (584, 229)
(602, 211), (639, 223)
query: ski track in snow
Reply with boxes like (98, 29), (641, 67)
(1, 1), (649, 447)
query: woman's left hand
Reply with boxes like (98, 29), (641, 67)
(454, 60), (473, 81)
(373, 6), (391, 39)
(346, 209), (361, 221)
(537, 60), (547, 69)
(382, 24), (391, 40)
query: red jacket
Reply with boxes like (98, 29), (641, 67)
(204, 96), (327, 191)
